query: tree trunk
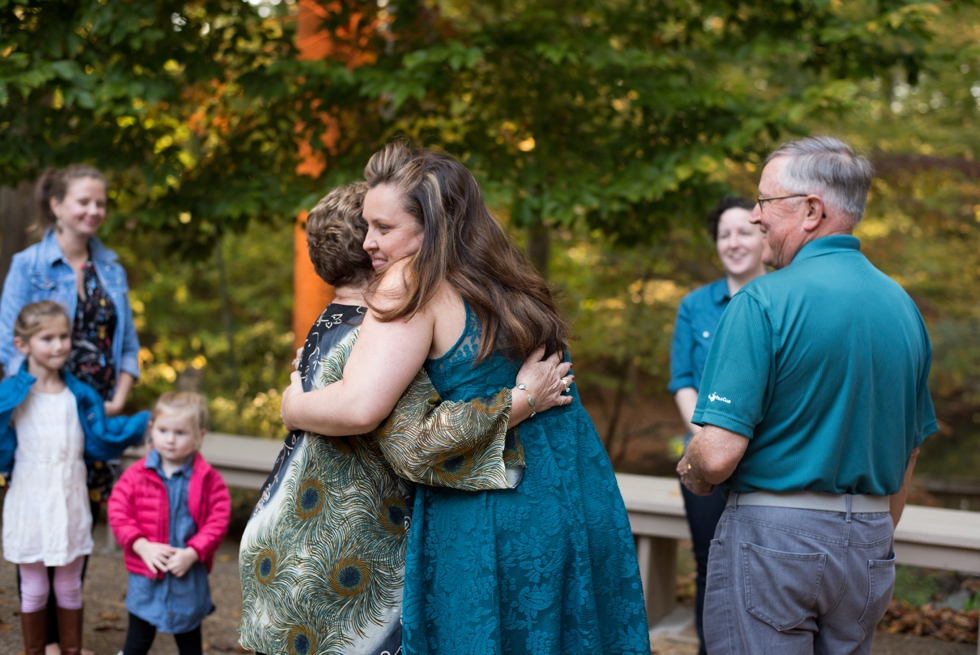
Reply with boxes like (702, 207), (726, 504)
(602, 359), (632, 452)
(0, 181), (38, 286)
(527, 215), (550, 278)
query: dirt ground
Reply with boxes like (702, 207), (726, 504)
(0, 524), (974, 655)
(0, 525), (241, 655)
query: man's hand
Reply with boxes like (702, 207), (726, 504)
(166, 547), (200, 578)
(677, 455), (716, 496)
(132, 538), (175, 575)
(677, 424), (751, 495)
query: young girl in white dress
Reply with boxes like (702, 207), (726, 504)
(1, 301), (148, 655)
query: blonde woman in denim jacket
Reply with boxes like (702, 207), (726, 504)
(0, 164), (140, 655)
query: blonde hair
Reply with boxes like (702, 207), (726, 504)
(152, 392), (209, 435)
(14, 301), (70, 341)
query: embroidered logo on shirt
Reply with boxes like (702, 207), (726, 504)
(708, 392), (731, 404)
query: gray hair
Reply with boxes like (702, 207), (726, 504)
(766, 136), (874, 225)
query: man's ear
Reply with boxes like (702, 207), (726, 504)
(13, 337), (29, 357)
(802, 195), (825, 232)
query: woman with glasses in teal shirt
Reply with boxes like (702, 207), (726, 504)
(668, 196), (767, 655)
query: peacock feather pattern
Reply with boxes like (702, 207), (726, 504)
(239, 304), (524, 655)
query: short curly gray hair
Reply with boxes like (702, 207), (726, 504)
(767, 136), (874, 226)
(306, 181), (372, 288)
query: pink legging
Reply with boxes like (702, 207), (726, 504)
(19, 557), (85, 612)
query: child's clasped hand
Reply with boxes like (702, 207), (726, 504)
(132, 538), (199, 577)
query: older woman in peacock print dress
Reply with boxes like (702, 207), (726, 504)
(238, 183), (570, 655)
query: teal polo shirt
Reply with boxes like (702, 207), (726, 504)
(692, 235), (938, 496)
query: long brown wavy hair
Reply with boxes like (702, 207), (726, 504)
(363, 142), (570, 361)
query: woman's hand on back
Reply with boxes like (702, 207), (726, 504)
(512, 345), (573, 422)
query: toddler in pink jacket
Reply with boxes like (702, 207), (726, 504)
(108, 392), (230, 655)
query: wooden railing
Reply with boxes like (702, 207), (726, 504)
(123, 433), (980, 650)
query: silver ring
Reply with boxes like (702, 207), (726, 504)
(561, 379), (569, 393)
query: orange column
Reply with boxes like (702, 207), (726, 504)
(292, 2), (335, 351)
(293, 212), (335, 352)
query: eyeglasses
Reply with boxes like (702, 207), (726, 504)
(756, 193), (808, 212)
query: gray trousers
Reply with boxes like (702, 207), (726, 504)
(703, 499), (895, 655)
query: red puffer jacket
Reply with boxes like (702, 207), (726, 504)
(107, 451), (231, 580)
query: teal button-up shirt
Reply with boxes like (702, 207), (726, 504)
(692, 235), (938, 496)
(668, 278), (732, 396)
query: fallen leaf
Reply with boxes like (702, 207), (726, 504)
(99, 612), (120, 621)
(218, 554), (232, 562)
(881, 600), (978, 644)
(94, 624), (124, 633)
(209, 641), (240, 652)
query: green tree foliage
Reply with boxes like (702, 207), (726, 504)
(114, 218), (295, 438)
(2, 0), (966, 253)
(325, 0), (958, 258)
(0, 0), (352, 256)
(3, 0), (973, 244)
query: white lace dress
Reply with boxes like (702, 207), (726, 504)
(2, 387), (93, 566)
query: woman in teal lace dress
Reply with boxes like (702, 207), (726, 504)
(281, 143), (650, 654)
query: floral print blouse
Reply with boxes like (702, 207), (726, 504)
(65, 260), (117, 400)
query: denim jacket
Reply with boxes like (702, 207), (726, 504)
(0, 362), (150, 485)
(0, 229), (140, 386)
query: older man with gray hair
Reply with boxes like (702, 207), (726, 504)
(677, 136), (937, 655)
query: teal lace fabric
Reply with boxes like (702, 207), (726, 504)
(403, 304), (651, 654)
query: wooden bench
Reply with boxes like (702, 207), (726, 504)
(124, 434), (980, 649)
(618, 472), (980, 653)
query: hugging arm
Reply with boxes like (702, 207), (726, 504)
(291, 312), (571, 490)
(281, 301), (434, 436)
(376, 371), (516, 490)
(281, 281), (572, 437)
(377, 349), (571, 490)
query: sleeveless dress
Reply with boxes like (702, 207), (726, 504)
(402, 304), (651, 655)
